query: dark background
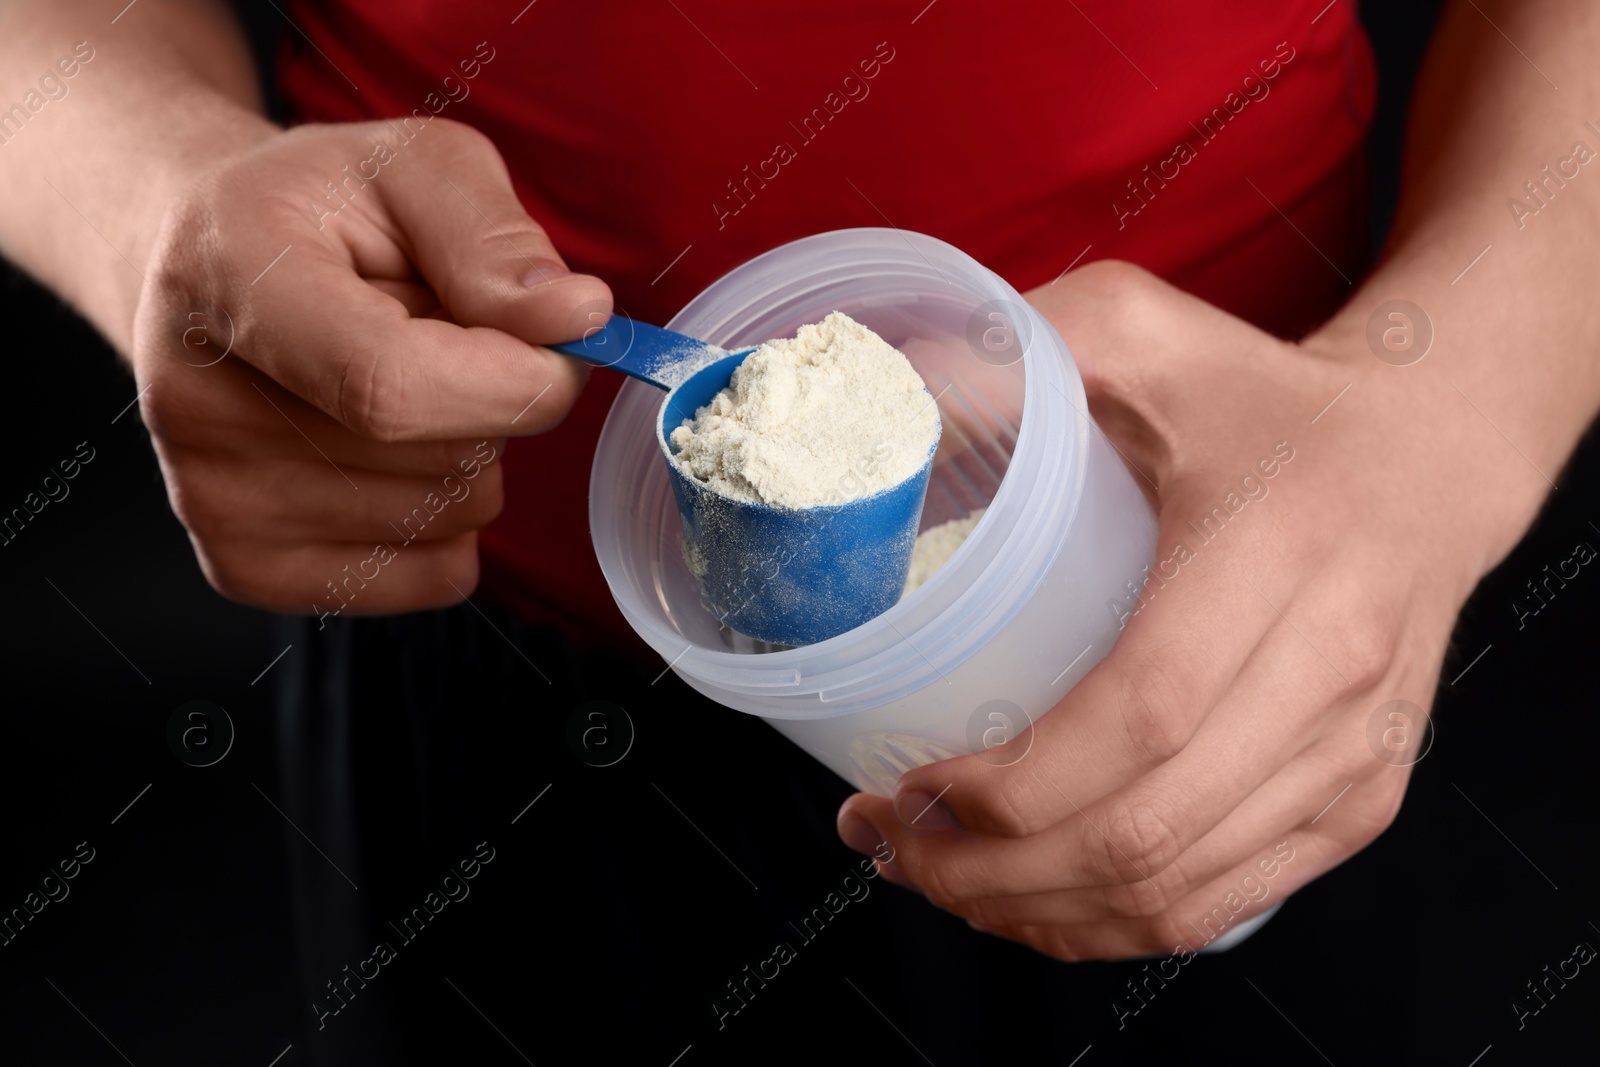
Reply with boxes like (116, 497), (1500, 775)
(4, 2), (1597, 1064)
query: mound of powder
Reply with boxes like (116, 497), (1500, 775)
(902, 510), (986, 597)
(668, 312), (940, 509)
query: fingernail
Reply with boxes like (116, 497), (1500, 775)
(837, 811), (880, 856)
(896, 789), (961, 831)
(521, 259), (571, 287)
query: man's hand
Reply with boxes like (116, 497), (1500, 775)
(836, 261), (1504, 959)
(131, 119), (609, 613)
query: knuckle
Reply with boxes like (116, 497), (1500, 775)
(1107, 862), (1188, 919)
(193, 544), (260, 606)
(1348, 785), (1404, 847)
(152, 189), (222, 273)
(1072, 259), (1156, 299)
(1113, 657), (1198, 768)
(430, 116), (494, 157)
(336, 345), (410, 442)
(907, 856), (957, 907)
(1028, 927), (1087, 963)
(965, 775), (1045, 838)
(463, 218), (553, 288)
(161, 467), (221, 537)
(956, 896), (1001, 930)
(146, 181), (236, 303)
(1101, 799), (1184, 881)
(437, 474), (503, 531)
(907, 853), (976, 908)
(492, 212), (550, 247)
(463, 466), (504, 526)
(1333, 615), (1399, 692)
(436, 535), (482, 596)
(439, 223), (554, 319)
(137, 384), (180, 441)
(1118, 704), (1183, 767)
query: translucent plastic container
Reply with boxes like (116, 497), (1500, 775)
(590, 229), (1158, 796)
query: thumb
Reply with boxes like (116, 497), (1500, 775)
(374, 118), (612, 345)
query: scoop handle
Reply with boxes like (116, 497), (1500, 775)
(547, 316), (726, 392)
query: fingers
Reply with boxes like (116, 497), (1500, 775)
(165, 445), (503, 543)
(850, 260), (1431, 963)
(891, 548), (1281, 839)
(849, 630), (1349, 906)
(372, 120), (613, 343)
(885, 265), (1303, 840)
(194, 531), (482, 616)
(988, 788), (1398, 960)
(942, 741), (1383, 929)
(129, 120), (605, 619)
(842, 695), (1409, 954)
(237, 237), (587, 440)
(143, 359), (504, 477)
(145, 120), (611, 443)
(846, 703), (1410, 960)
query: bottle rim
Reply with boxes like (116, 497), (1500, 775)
(589, 228), (1090, 720)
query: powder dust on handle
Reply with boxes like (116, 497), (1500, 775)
(668, 312), (941, 509)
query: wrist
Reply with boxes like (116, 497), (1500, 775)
(1296, 322), (1558, 592)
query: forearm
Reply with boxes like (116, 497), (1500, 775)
(0, 0), (277, 351)
(1307, 0), (1600, 575)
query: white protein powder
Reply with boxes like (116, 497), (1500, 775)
(902, 510), (986, 597)
(668, 312), (940, 509)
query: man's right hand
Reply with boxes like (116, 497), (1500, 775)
(130, 119), (610, 615)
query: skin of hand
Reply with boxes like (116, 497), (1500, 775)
(7, 1), (1596, 954)
(835, 260), (1530, 959)
(130, 119), (610, 612)
(834, 0), (1600, 963)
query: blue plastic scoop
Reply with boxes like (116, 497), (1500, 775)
(550, 316), (938, 647)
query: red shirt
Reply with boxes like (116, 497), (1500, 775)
(279, 0), (1375, 647)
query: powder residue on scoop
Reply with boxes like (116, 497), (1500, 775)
(668, 312), (940, 509)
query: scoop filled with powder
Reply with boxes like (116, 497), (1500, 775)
(660, 312), (942, 645)
(669, 312), (940, 508)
